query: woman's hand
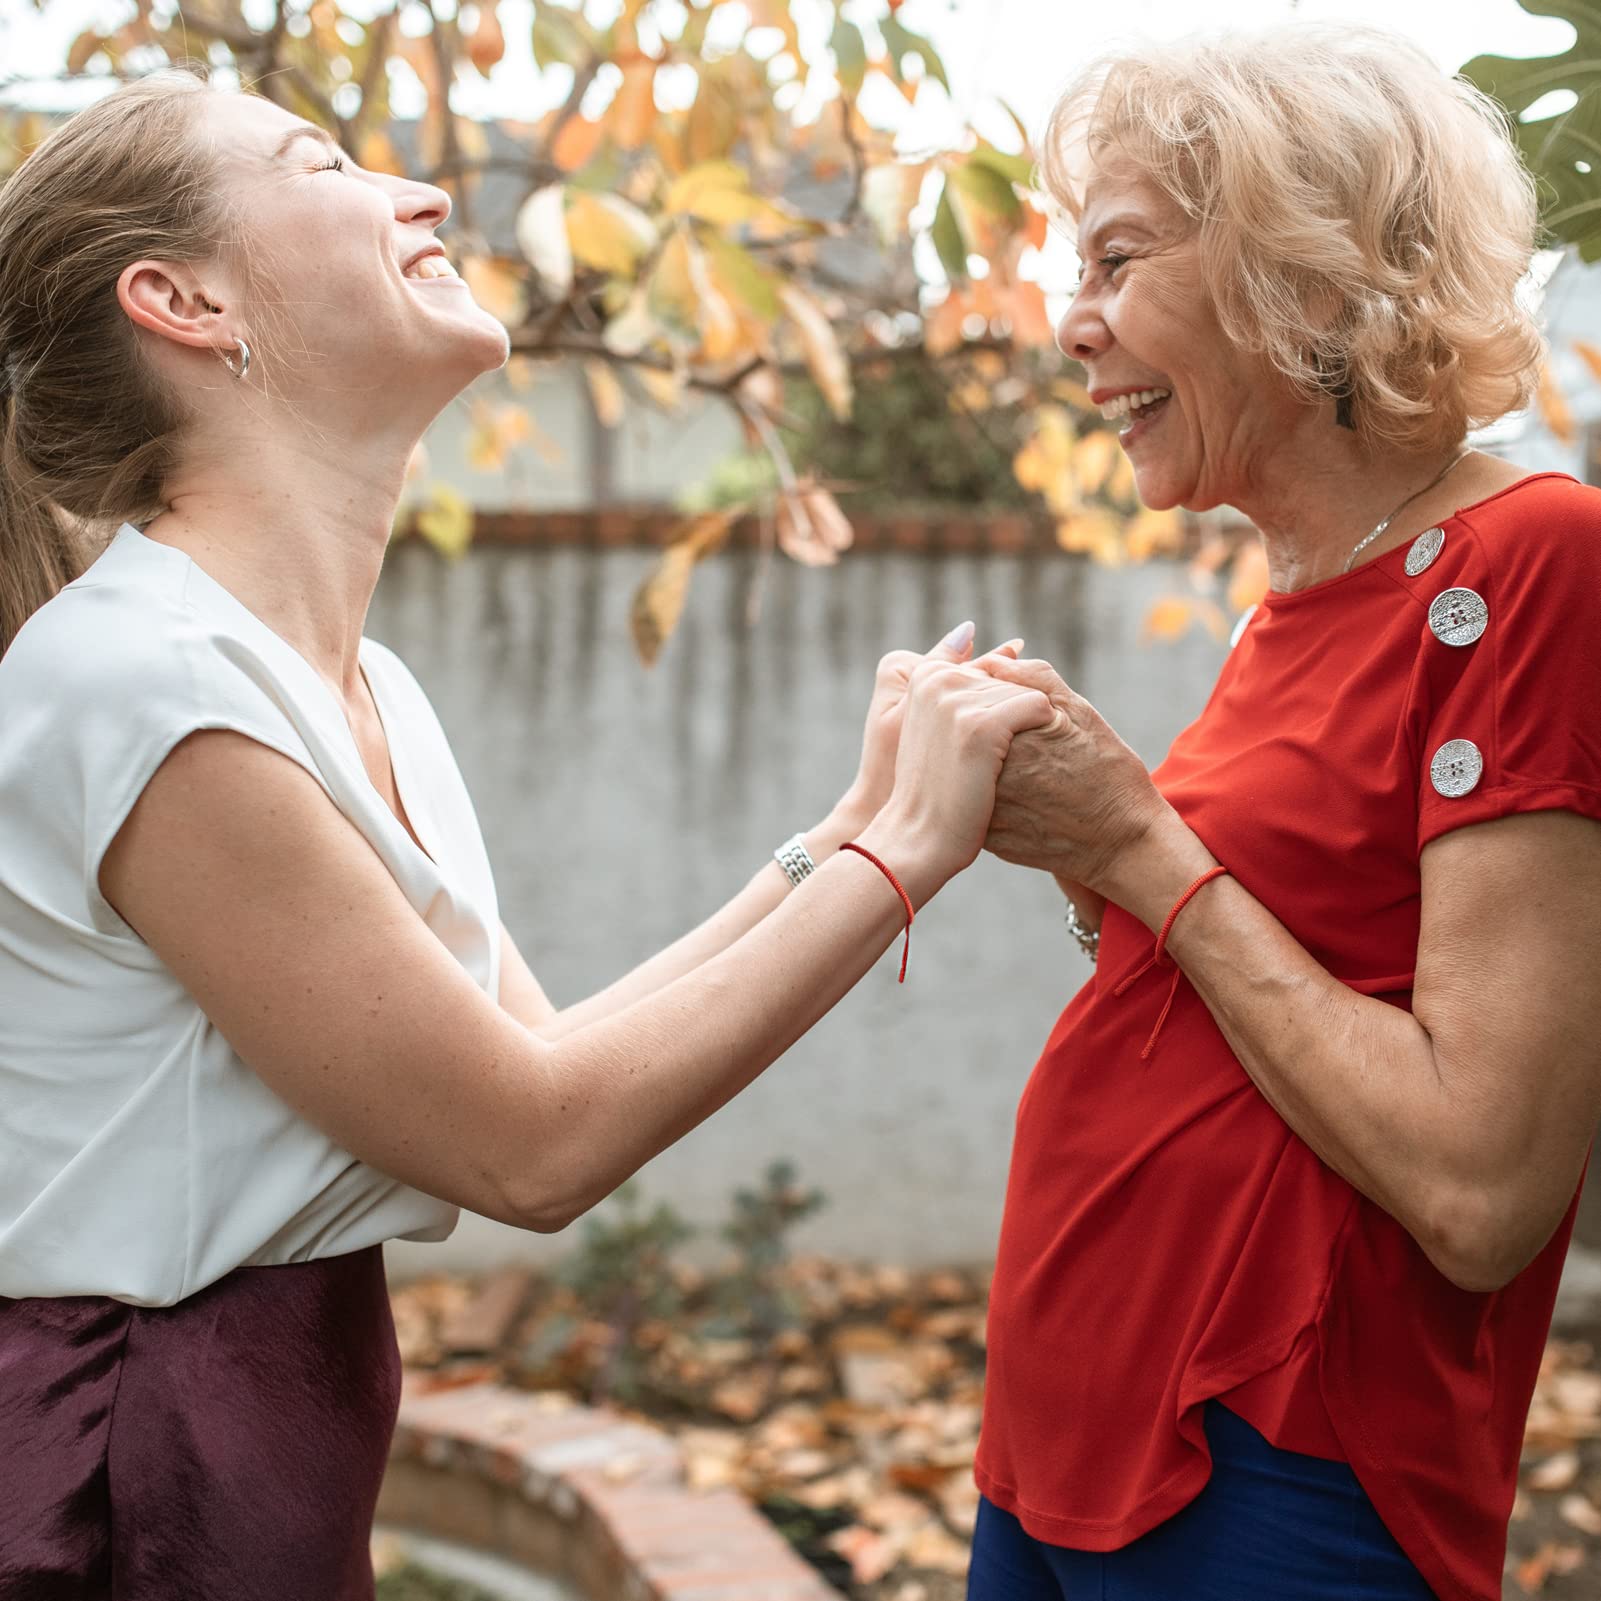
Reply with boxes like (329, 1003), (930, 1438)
(859, 659), (1055, 904)
(834, 624), (1024, 836)
(975, 656), (1173, 898)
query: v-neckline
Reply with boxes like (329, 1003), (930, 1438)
(357, 654), (440, 870)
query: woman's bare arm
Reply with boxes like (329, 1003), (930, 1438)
(979, 655), (1601, 1294)
(101, 664), (1048, 1234)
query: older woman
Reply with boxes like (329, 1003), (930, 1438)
(968, 24), (1601, 1601)
(0, 69), (1051, 1598)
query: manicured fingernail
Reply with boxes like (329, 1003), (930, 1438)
(941, 620), (975, 651)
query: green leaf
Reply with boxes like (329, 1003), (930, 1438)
(949, 156), (1023, 224)
(830, 16), (867, 96)
(969, 139), (1034, 189)
(880, 14), (949, 91)
(532, 7), (591, 69)
(703, 232), (782, 322)
(931, 184), (968, 281)
(1461, 1), (1601, 259)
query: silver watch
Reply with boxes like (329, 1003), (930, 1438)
(1064, 898), (1100, 960)
(774, 833), (817, 889)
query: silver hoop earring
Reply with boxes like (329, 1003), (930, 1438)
(221, 337), (252, 381)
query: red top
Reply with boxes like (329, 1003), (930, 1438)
(974, 473), (1601, 1601)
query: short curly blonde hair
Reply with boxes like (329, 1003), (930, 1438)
(1040, 24), (1545, 453)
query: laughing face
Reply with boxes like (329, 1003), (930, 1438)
(192, 92), (509, 417)
(1056, 162), (1306, 513)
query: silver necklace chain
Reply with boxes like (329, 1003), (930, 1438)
(1341, 446), (1472, 575)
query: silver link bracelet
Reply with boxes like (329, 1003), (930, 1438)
(774, 833), (817, 889)
(1064, 899), (1100, 961)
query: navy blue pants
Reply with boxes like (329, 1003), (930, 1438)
(968, 1403), (1437, 1600)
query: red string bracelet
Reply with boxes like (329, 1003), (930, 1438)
(1111, 865), (1230, 1060)
(839, 842), (916, 983)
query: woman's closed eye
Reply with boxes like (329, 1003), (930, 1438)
(312, 154), (347, 174)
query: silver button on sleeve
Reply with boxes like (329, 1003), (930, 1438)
(1430, 738), (1484, 798)
(1427, 587), (1488, 647)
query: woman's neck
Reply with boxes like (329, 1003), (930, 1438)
(1233, 430), (1500, 593)
(141, 428), (418, 698)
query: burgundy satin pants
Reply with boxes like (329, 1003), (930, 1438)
(0, 1245), (400, 1600)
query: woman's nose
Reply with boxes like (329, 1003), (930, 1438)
(395, 180), (452, 230)
(1056, 288), (1110, 365)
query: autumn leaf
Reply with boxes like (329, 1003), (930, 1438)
(414, 482), (473, 559)
(584, 360), (626, 429)
(466, 0), (505, 75)
(1538, 362), (1576, 446)
(630, 510), (740, 666)
(1141, 595), (1228, 643)
(551, 114), (605, 173)
(1576, 338), (1601, 385)
(458, 254), (525, 325)
(358, 128), (406, 176)
(1226, 540), (1271, 614)
(66, 30), (103, 74)
(781, 285), (853, 421)
(566, 191), (657, 277)
(776, 483), (854, 567)
(608, 60), (658, 151)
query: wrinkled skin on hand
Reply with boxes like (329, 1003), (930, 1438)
(978, 656), (1170, 898)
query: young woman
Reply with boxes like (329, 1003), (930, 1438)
(0, 69), (1051, 1599)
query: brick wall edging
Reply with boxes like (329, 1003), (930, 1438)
(380, 1376), (845, 1601)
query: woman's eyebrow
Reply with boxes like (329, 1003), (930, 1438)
(270, 124), (339, 164)
(1078, 211), (1153, 254)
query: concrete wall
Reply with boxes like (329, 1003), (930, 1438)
(373, 541), (1226, 1275)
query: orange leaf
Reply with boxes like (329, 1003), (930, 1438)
(1538, 363), (1576, 445)
(466, 1), (505, 75)
(1226, 541), (1270, 613)
(552, 114), (605, 173)
(608, 61), (658, 151)
(1576, 339), (1601, 385)
(777, 484), (854, 567)
(781, 285), (852, 421)
(1007, 279), (1055, 348)
(359, 129), (406, 177)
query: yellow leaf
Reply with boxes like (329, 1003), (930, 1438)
(584, 360), (626, 428)
(1054, 508), (1123, 561)
(566, 191), (657, 277)
(415, 483), (473, 559)
(459, 254), (524, 325)
(637, 365), (686, 411)
(1014, 407), (1076, 516)
(665, 161), (774, 227)
(780, 285), (852, 421)
(1125, 508), (1185, 560)
(1073, 430), (1120, 498)
(1538, 362), (1576, 445)
(630, 511), (739, 666)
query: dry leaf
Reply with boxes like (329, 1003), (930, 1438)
(1560, 1492), (1601, 1535)
(1529, 1450), (1581, 1492)
(780, 285), (853, 421)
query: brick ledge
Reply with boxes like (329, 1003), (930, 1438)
(380, 1375), (845, 1601)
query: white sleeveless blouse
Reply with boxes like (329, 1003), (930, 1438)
(0, 523), (496, 1305)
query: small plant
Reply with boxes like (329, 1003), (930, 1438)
(717, 1160), (827, 1341)
(556, 1181), (695, 1403)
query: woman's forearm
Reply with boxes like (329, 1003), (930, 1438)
(516, 814), (937, 1229)
(1100, 822), (1482, 1284)
(533, 807), (865, 1042)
